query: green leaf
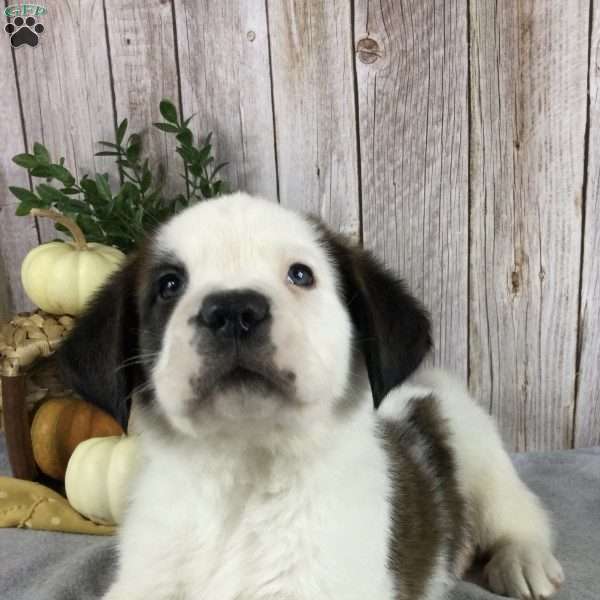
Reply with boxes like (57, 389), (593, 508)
(212, 180), (228, 195)
(199, 181), (212, 197)
(33, 143), (51, 164)
(188, 162), (205, 178)
(30, 165), (55, 178)
(126, 134), (141, 162)
(60, 187), (81, 195)
(95, 151), (121, 157)
(36, 183), (71, 204)
(116, 119), (128, 145)
(54, 223), (73, 238)
(171, 193), (188, 211)
(177, 145), (202, 164)
(127, 133), (142, 146)
(145, 191), (162, 209)
(117, 182), (140, 202)
(98, 141), (121, 149)
(154, 122), (179, 133)
(141, 168), (152, 194)
(9, 186), (39, 204)
(15, 200), (35, 216)
(95, 174), (112, 202)
(210, 162), (228, 181)
(198, 145), (211, 162)
(13, 153), (38, 169)
(59, 199), (93, 214)
(159, 100), (178, 124)
(176, 128), (193, 146)
(182, 114), (196, 128)
(80, 178), (99, 197)
(49, 164), (75, 186)
(76, 214), (104, 239)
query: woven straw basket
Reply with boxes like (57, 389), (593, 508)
(0, 311), (74, 478)
(0, 311), (75, 413)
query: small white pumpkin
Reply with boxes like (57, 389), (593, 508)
(21, 209), (125, 315)
(65, 435), (139, 526)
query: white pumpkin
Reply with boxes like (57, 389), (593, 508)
(65, 435), (139, 526)
(21, 209), (125, 315)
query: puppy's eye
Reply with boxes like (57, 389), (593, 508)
(287, 263), (314, 288)
(158, 273), (184, 300)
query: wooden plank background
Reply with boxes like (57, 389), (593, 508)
(469, 1), (588, 450)
(577, 0), (600, 448)
(0, 0), (598, 450)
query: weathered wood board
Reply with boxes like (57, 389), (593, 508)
(575, 0), (600, 449)
(354, 0), (469, 378)
(0, 35), (39, 317)
(268, 0), (360, 238)
(469, 0), (587, 450)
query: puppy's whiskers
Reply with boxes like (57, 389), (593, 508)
(127, 380), (155, 402)
(116, 352), (160, 373)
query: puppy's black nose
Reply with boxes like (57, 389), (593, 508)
(199, 290), (270, 338)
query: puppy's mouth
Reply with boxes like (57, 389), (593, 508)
(218, 365), (276, 392)
(192, 356), (296, 401)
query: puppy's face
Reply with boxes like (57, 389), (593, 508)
(59, 193), (432, 442)
(139, 195), (353, 436)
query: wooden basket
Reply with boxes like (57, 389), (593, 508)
(0, 311), (74, 479)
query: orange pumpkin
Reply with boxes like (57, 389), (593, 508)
(30, 396), (123, 480)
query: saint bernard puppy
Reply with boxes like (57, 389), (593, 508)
(59, 193), (564, 600)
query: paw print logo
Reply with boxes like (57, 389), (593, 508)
(5, 16), (45, 48)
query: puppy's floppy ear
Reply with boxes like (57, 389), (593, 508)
(318, 227), (432, 409)
(57, 255), (144, 431)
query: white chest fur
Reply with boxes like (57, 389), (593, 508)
(114, 408), (395, 600)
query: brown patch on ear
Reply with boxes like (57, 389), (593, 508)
(57, 246), (152, 431)
(313, 221), (432, 408)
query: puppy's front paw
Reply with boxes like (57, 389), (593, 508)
(484, 542), (564, 599)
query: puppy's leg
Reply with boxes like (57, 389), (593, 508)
(101, 528), (189, 600)
(413, 368), (564, 600)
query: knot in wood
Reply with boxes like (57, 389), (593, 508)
(511, 270), (521, 294)
(356, 37), (382, 64)
(247, 30), (256, 42)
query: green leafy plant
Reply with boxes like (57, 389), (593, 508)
(10, 99), (229, 253)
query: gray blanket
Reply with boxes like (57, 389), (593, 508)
(1, 435), (598, 599)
